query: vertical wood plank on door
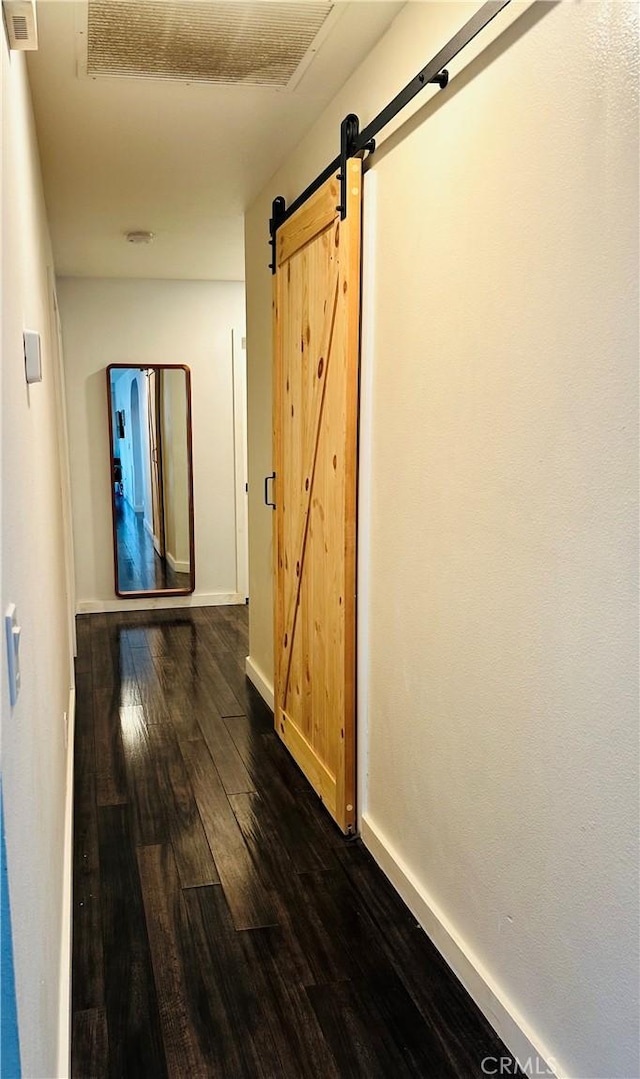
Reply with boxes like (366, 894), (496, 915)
(338, 157), (362, 823)
(273, 163), (362, 832)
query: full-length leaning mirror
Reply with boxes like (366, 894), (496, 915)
(106, 364), (195, 597)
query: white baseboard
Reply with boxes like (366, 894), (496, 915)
(245, 655), (274, 710)
(360, 814), (561, 1079)
(166, 551), (190, 574)
(57, 682), (76, 1079)
(77, 592), (244, 614)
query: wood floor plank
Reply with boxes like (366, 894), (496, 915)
(90, 616), (142, 701)
(148, 654), (203, 741)
(226, 714), (307, 793)
(94, 685), (128, 807)
(194, 702), (255, 796)
(180, 738), (277, 930)
(71, 1007), (109, 1079)
(152, 645), (256, 792)
(191, 606), (232, 653)
(307, 979), (437, 1079)
(75, 615), (93, 675)
(335, 842), (510, 1072)
(241, 680), (276, 727)
(239, 679), (276, 729)
(125, 624), (169, 656)
(137, 845), (222, 1078)
(147, 726), (219, 889)
(74, 672), (96, 810)
(230, 783), (330, 881)
(229, 791), (299, 891)
(226, 717), (336, 871)
(114, 636), (142, 706)
(90, 614), (117, 688)
(73, 814), (104, 1013)
(171, 627), (245, 717)
(191, 611), (269, 723)
(296, 868), (461, 1074)
(73, 670), (105, 1013)
(149, 644), (189, 696)
(97, 805), (167, 1079)
(164, 696), (205, 742)
(230, 790), (378, 998)
(195, 652), (246, 718)
(191, 615), (264, 716)
(235, 924), (340, 1079)
(128, 638), (160, 682)
(182, 884), (289, 1079)
(228, 791), (319, 989)
(120, 704), (168, 847)
(129, 645), (173, 726)
(209, 604), (250, 654)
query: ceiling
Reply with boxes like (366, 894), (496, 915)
(27, 0), (403, 280)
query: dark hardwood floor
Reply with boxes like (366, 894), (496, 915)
(72, 605), (518, 1078)
(115, 496), (190, 592)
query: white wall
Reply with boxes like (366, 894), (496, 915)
(1, 38), (75, 1079)
(244, 3), (639, 1077)
(57, 278), (246, 610)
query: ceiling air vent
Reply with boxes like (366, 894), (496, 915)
(2, 0), (37, 50)
(85, 0), (334, 88)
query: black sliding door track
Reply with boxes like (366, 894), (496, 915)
(269, 0), (510, 270)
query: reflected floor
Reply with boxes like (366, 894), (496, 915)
(115, 495), (190, 592)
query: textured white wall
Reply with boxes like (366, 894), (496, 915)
(1, 43), (75, 1079)
(57, 277), (246, 609)
(245, 3), (639, 1076)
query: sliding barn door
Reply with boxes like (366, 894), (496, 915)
(273, 160), (362, 834)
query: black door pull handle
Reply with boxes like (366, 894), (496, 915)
(264, 472), (276, 509)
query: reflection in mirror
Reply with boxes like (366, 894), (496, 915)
(107, 364), (195, 596)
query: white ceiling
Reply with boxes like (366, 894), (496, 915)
(27, 0), (403, 280)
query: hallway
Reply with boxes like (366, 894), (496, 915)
(72, 606), (514, 1078)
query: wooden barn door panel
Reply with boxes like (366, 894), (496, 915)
(273, 161), (362, 834)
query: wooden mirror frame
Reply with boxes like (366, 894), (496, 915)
(106, 363), (195, 598)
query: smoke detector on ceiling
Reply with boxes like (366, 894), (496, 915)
(2, 0), (38, 50)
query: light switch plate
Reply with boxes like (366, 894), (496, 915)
(23, 330), (42, 383)
(5, 604), (21, 707)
